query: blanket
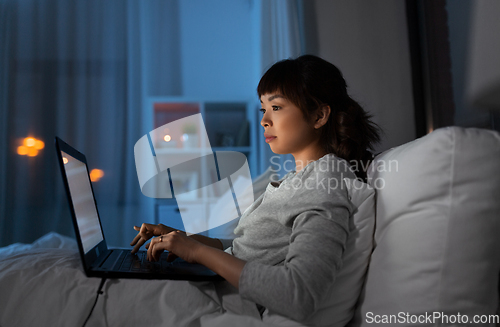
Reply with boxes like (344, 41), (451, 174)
(0, 233), (275, 327)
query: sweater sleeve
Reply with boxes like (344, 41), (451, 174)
(238, 205), (350, 322)
(217, 238), (233, 251)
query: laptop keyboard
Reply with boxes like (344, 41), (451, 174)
(94, 249), (218, 278)
(116, 251), (171, 273)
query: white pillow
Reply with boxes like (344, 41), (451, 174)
(350, 127), (500, 326)
(264, 178), (376, 327)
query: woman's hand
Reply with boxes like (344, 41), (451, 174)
(146, 231), (204, 263)
(143, 230), (246, 289)
(130, 223), (175, 254)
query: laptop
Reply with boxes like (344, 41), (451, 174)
(55, 136), (222, 281)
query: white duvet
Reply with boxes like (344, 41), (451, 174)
(0, 233), (275, 327)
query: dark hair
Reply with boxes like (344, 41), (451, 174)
(257, 55), (382, 180)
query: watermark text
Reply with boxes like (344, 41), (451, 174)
(366, 311), (500, 325)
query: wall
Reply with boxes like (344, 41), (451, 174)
(150, 0), (418, 155)
(178, 0), (256, 99)
(446, 0), (491, 128)
(312, 0), (416, 153)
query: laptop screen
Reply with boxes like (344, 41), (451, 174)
(61, 150), (104, 253)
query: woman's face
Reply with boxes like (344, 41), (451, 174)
(260, 93), (321, 159)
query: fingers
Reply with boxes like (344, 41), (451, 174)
(147, 236), (166, 262)
(130, 224), (153, 253)
(147, 235), (158, 261)
(147, 232), (178, 261)
(130, 232), (141, 246)
(146, 231), (198, 263)
(131, 238), (146, 254)
(152, 244), (163, 262)
(166, 252), (178, 262)
(133, 227), (182, 260)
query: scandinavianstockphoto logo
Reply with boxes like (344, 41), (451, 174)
(133, 114), (254, 235)
(267, 155), (397, 192)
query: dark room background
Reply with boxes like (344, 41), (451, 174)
(1, 0), (498, 248)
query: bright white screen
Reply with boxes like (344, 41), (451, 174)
(62, 151), (104, 253)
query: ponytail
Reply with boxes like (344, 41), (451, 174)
(324, 97), (381, 181)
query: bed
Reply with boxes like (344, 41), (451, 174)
(0, 232), (277, 327)
(3, 127), (499, 327)
(0, 173), (375, 327)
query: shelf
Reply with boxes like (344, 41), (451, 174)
(154, 148), (213, 155)
(153, 102), (200, 129)
(154, 146), (252, 155)
(148, 97), (258, 236)
(212, 146), (252, 152)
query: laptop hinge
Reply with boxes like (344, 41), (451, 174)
(91, 249), (113, 269)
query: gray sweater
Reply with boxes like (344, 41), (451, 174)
(226, 154), (355, 322)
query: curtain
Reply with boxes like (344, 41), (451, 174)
(0, 0), (309, 247)
(0, 1), (13, 247)
(466, 0), (500, 112)
(0, 0), (181, 247)
(256, 0), (307, 179)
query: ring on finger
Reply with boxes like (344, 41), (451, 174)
(160, 236), (163, 242)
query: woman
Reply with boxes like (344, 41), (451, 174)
(130, 55), (381, 322)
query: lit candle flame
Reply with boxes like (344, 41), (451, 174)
(24, 137), (36, 147)
(90, 169), (104, 182)
(18, 137), (44, 157)
(17, 146), (28, 155)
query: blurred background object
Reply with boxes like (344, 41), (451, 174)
(0, 0), (498, 247)
(466, 0), (500, 128)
